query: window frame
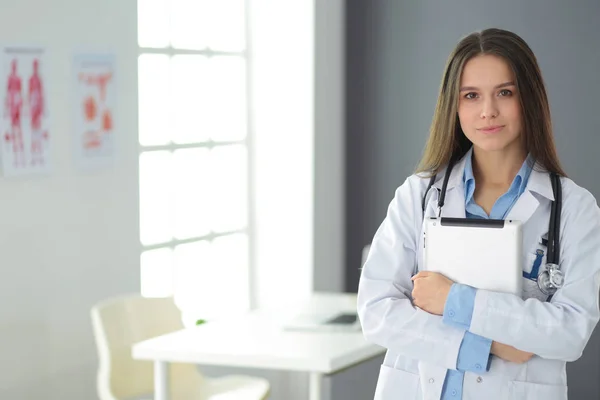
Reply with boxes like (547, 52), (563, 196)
(136, 0), (256, 312)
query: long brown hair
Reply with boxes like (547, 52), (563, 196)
(415, 28), (566, 177)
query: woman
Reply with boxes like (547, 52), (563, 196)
(357, 28), (600, 400)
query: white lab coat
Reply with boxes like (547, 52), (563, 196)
(357, 153), (600, 400)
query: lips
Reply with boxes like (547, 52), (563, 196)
(478, 125), (504, 134)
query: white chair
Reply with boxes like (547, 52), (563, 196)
(91, 294), (271, 400)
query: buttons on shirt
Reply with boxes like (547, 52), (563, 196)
(451, 389), (457, 396)
(429, 378), (435, 383)
(475, 363), (482, 370)
(477, 377), (483, 383)
(448, 310), (455, 317)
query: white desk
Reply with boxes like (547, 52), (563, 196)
(132, 292), (385, 400)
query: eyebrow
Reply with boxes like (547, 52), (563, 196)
(459, 81), (516, 92)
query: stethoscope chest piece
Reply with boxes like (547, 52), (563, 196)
(538, 263), (564, 295)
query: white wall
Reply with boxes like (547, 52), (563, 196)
(0, 1), (139, 399)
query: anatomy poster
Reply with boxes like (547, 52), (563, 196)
(0, 46), (50, 176)
(73, 53), (115, 168)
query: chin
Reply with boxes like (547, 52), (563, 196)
(472, 141), (513, 153)
(469, 133), (521, 154)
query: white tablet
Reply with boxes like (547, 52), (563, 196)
(422, 217), (523, 295)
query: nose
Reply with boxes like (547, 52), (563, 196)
(480, 97), (499, 119)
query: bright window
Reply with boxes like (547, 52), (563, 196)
(137, 0), (250, 325)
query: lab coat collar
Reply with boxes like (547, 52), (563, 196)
(504, 163), (555, 224)
(525, 164), (555, 202)
(431, 152), (554, 201)
(428, 151), (555, 223)
(431, 151), (469, 192)
(429, 152), (469, 218)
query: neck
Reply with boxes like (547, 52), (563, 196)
(472, 146), (527, 188)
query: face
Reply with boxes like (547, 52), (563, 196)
(457, 54), (523, 155)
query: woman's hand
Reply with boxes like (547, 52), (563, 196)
(491, 341), (534, 364)
(411, 271), (454, 315)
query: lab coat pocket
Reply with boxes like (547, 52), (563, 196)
(509, 381), (568, 400)
(374, 365), (420, 400)
(521, 244), (549, 302)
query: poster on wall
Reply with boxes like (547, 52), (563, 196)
(0, 46), (51, 176)
(73, 52), (116, 169)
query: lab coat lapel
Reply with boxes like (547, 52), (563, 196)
(424, 188), (466, 218)
(442, 188), (466, 218)
(506, 190), (539, 224)
(431, 154), (468, 218)
(506, 166), (554, 224)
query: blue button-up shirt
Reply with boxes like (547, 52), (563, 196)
(440, 148), (533, 399)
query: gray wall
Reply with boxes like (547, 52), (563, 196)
(345, 1), (600, 399)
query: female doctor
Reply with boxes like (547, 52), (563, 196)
(357, 28), (600, 400)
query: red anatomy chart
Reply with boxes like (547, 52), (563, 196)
(74, 53), (115, 168)
(5, 59), (24, 167)
(29, 58), (46, 166)
(1, 46), (50, 176)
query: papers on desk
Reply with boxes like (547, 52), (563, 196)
(282, 311), (362, 332)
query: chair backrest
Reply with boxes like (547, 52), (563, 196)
(90, 294), (186, 400)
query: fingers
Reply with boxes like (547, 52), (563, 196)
(411, 271), (430, 281)
(412, 297), (421, 309)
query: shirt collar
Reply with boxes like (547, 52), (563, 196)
(462, 147), (534, 203)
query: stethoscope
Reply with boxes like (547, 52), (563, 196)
(421, 157), (564, 297)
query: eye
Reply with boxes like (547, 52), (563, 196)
(499, 89), (513, 97)
(464, 92), (478, 100)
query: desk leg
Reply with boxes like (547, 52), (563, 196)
(309, 372), (322, 400)
(154, 360), (169, 400)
